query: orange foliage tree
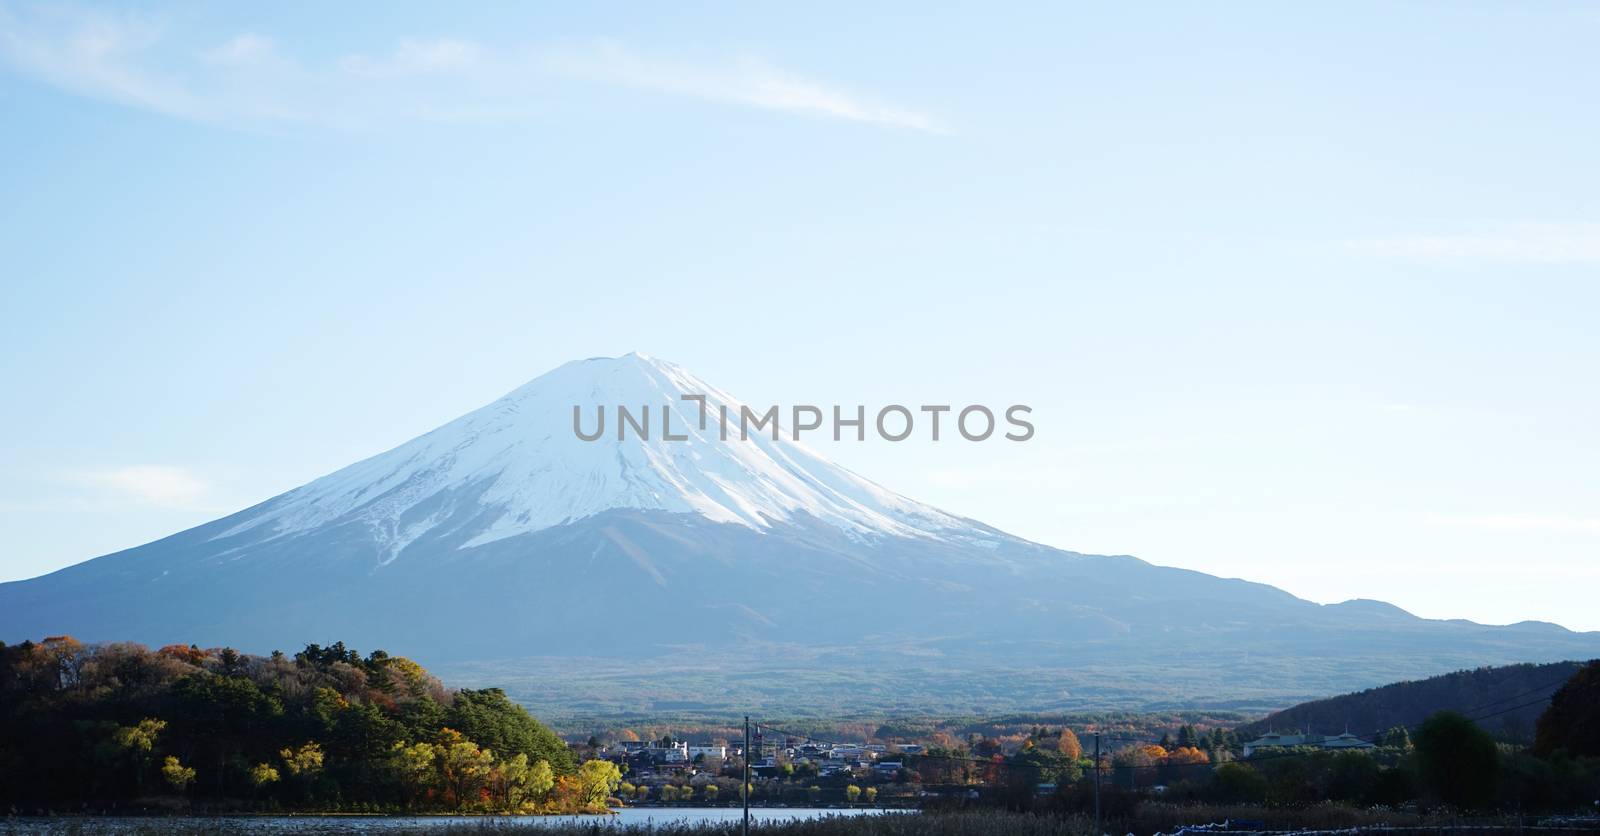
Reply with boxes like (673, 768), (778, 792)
(1057, 729), (1083, 759)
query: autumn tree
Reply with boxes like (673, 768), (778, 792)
(1056, 728), (1083, 760)
(488, 753), (537, 811)
(575, 759), (623, 809)
(157, 643), (208, 666)
(280, 741), (325, 801)
(281, 741), (325, 777)
(527, 758), (555, 807)
(162, 755), (197, 794)
(249, 763), (280, 797)
(1113, 744), (1167, 789)
(37, 636), (88, 690)
(109, 718), (166, 793)
(436, 729), (496, 808)
(387, 740), (437, 808)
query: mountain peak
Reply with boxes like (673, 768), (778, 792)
(581, 350), (655, 365)
(214, 354), (978, 564)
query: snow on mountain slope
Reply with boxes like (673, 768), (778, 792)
(217, 353), (981, 562)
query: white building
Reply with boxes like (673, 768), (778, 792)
(644, 741), (690, 762)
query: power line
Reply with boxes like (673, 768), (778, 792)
(1455, 675), (1573, 713)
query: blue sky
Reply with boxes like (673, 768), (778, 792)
(2, 2), (1598, 630)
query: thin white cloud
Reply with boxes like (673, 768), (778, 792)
(0, 4), (211, 121)
(69, 465), (212, 508)
(0, 465), (242, 514)
(0, 5), (941, 132)
(0, 6), (487, 126)
(1346, 223), (1600, 265)
(547, 41), (945, 133)
(1426, 513), (1600, 534)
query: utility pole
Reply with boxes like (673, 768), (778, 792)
(743, 716), (751, 836)
(1093, 733), (1101, 836)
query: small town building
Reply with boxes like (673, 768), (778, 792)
(1242, 730), (1376, 757)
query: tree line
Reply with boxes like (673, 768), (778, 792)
(0, 637), (621, 814)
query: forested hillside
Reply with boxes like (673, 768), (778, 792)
(0, 637), (621, 814)
(1236, 660), (1588, 742)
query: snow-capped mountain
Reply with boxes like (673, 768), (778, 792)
(219, 352), (977, 564)
(2, 353), (1596, 713)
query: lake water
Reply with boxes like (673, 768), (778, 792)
(2, 807), (900, 834)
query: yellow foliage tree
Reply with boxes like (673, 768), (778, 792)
(161, 755), (196, 794)
(575, 759), (623, 809)
(437, 729), (496, 809)
(527, 758), (555, 807)
(111, 718), (167, 793)
(249, 762), (281, 788)
(280, 740), (325, 801)
(280, 741), (325, 777)
(112, 718), (166, 754)
(388, 740), (437, 807)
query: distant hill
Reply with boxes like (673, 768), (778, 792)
(1236, 660), (1591, 743)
